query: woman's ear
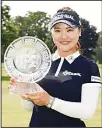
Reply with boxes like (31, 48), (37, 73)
(79, 28), (81, 37)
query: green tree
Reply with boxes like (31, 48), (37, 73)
(1, 5), (19, 62)
(14, 11), (54, 51)
(95, 31), (102, 64)
(13, 15), (28, 36)
(80, 18), (99, 59)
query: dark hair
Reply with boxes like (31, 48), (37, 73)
(57, 7), (74, 12)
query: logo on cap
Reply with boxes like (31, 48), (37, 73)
(52, 13), (75, 22)
(50, 11), (81, 29)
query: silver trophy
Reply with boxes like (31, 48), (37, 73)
(4, 36), (52, 94)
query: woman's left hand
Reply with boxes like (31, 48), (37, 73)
(21, 83), (50, 106)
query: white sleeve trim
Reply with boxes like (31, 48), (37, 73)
(51, 83), (101, 119)
(21, 98), (34, 111)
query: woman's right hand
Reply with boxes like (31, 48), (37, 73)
(8, 77), (17, 93)
(9, 77), (17, 85)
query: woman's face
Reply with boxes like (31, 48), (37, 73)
(51, 23), (81, 54)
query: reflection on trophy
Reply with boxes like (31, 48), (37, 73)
(4, 36), (52, 94)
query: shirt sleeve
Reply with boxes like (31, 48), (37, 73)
(51, 83), (101, 119)
(89, 61), (102, 84)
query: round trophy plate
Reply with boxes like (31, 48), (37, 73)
(4, 36), (52, 83)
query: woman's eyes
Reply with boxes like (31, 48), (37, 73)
(54, 29), (60, 32)
(54, 29), (73, 32)
(67, 29), (73, 32)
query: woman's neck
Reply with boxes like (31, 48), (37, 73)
(58, 49), (79, 57)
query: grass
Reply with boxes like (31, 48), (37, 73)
(1, 63), (102, 127)
(2, 64), (32, 127)
(2, 81), (32, 127)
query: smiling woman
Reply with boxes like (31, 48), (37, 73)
(50, 7), (82, 57)
(51, 23), (81, 55)
(9, 6), (101, 127)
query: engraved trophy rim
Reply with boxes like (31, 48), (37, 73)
(4, 36), (52, 83)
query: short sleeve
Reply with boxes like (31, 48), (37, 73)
(90, 61), (102, 84)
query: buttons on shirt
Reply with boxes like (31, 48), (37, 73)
(69, 56), (73, 60)
(66, 56), (74, 64)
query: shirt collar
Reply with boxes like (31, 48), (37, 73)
(52, 50), (80, 64)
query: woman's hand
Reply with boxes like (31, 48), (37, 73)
(9, 78), (50, 106)
(21, 83), (50, 106)
(8, 78), (17, 92)
(9, 78), (16, 85)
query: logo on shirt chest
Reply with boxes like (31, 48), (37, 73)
(62, 70), (81, 77)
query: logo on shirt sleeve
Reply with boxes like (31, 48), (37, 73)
(91, 76), (102, 83)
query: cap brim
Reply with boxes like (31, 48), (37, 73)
(50, 20), (77, 29)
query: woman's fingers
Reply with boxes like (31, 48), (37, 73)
(9, 77), (17, 85)
(22, 92), (40, 100)
(9, 81), (14, 85)
(20, 94), (29, 99)
(26, 92), (39, 96)
(20, 94), (38, 101)
(8, 78), (17, 92)
(21, 90), (50, 106)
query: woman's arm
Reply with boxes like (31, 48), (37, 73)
(51, 83), (101, 119)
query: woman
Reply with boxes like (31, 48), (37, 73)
(10, 7), (101, 127)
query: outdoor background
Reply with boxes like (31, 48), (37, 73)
(1, 1), (102, 127)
